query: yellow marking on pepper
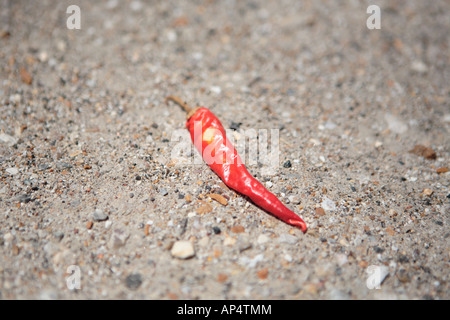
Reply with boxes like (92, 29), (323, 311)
(203, 128), (218, 143)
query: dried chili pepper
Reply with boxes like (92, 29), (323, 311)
(166, 96), (307, 232)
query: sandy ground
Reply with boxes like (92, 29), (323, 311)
(0, 0), (449, 300)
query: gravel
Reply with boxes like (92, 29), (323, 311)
(0, 0), (448, 300)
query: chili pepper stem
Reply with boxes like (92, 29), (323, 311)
(165, 96), (192, 113)
(165, 96), (200, 120)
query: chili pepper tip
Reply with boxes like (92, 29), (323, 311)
(287, 219), (308, 233)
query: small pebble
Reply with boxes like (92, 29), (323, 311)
(335, 254), (348, 266)
(53, 231), (64, 241)
(436, 167), (448, 174)
(38, 164), (50, 171)
(230, 121), (242, 131)
(20, 66), (33, 85)
(397, 269), (411, 283)
(371, 266), (389, 288)
(257, 268), (269, 280)
(38, 51), (48, 62)
(238, 254), (264, 268)
(14, 194), (32, 203)
(231, 225), (245, 233)
(0, 133), (17, 147)
(109, 229), (128, 249)
(210, 86), (222, 94)
(125, 273), (142, 290)
(93, 209), (108, 221)
(6, 167), (19, 175)
(223, 236), (236, 246)
(277, 233), (298, 244)
(315, 207), (326, 216)
(3, 232), (15, 245)
(410, 60), (428, 73)
(217, 274), (228, 283)
(257, 234), (271, 244)
(209, 193), (228, 206)
(283, 160), (292, 168)
(160, 188), (168, 196)
(409, 145), (436, 160)
(187, 212), (196, 218)
(171, 240), (195, 259)
(321, 197), (336, 211)
(56, 162), (72, 170)
(288, 195), (301, 205)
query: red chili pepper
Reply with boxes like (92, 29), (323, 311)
(166, 96), (307, 233)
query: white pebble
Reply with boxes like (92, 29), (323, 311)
(410, 60), (428, 73)
(187, 212), (196, 218)
(171, 240), (195, 259)
(321, 196), (336, 211)
(238, 254), (264, 268)
(335, 253), (348, 266)
(38, 51), (48, 62)
(367, 265), (389, 289)
(0, 133), (17, 147)
(224, 236), (236, 246)
(288, 195), (301, 205)
(3, 232), (14, 245)
(284, 254), (293, 262)
(277, 233), (298, 244)
(210, 86), (222, 94)
(146, 135), (154, 143)
(257, 234), (271, 244)
(166, 30), (177, 42)
(6, 167), (19, 175)
(192, 52), (203, 61)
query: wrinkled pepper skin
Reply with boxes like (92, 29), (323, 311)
(186, 107), (307, 232)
